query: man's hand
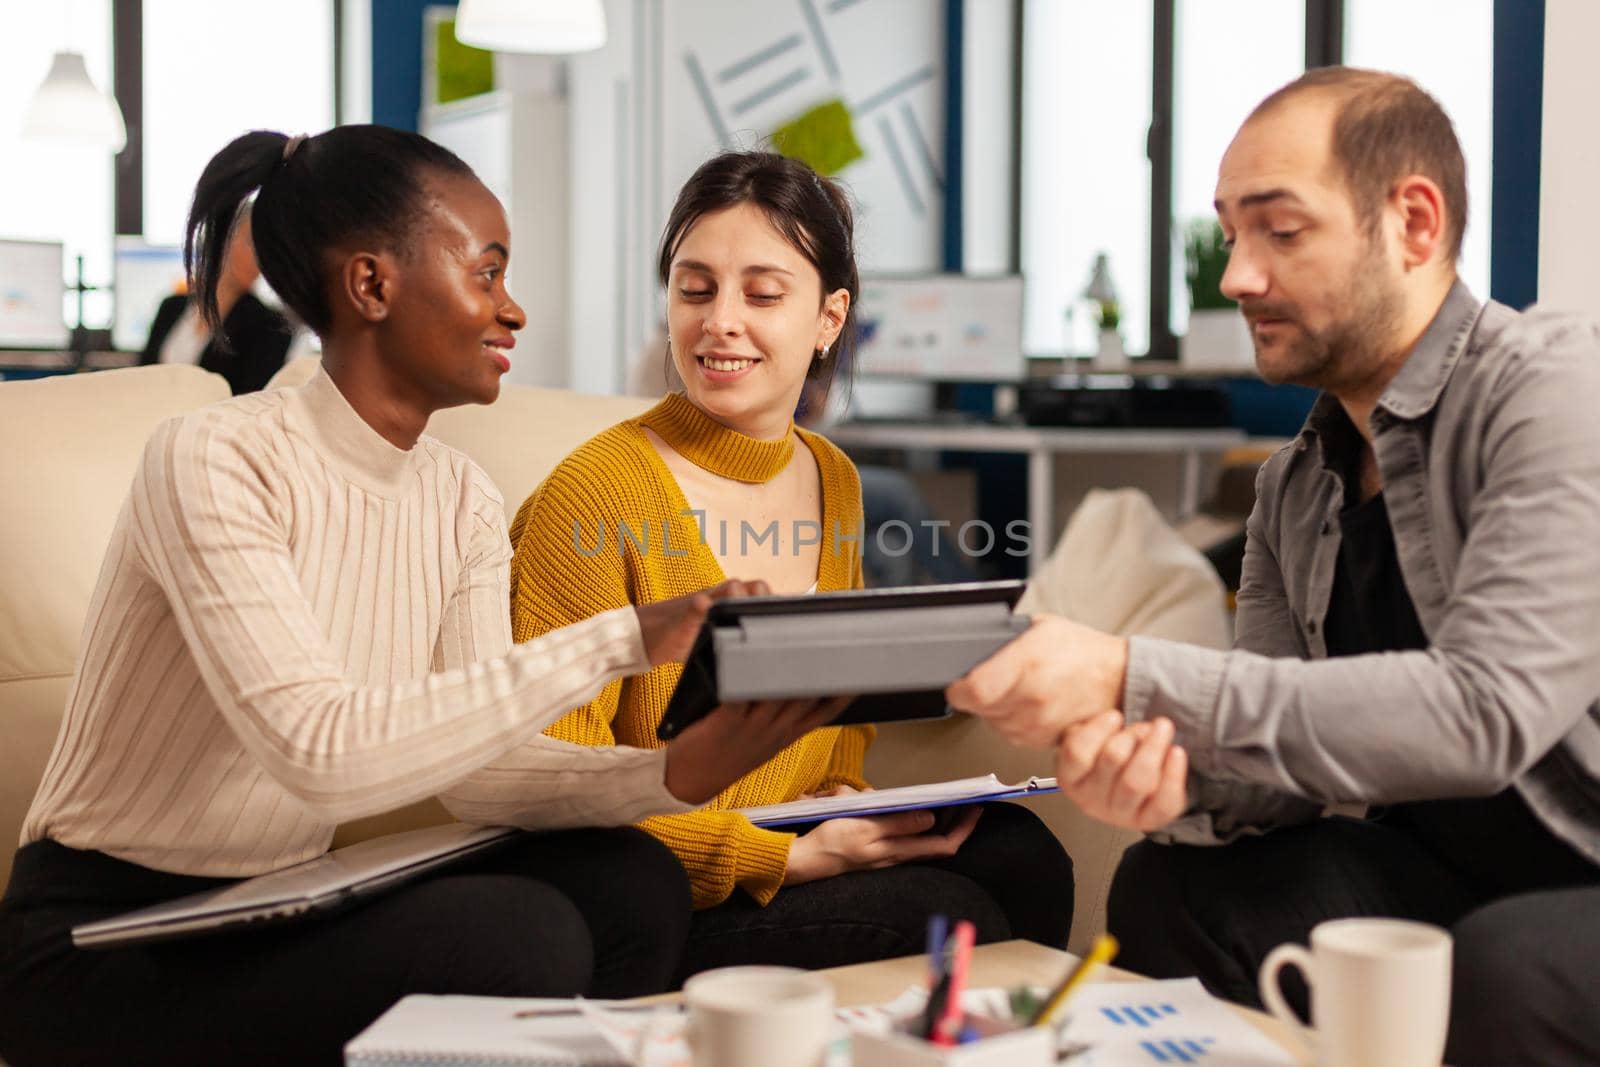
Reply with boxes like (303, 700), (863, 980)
(635, 578), (771, 666)
(945, 615), (1130, 748)
(782, 806), (983, 887)
(663, 696), (852, 805)
(1057, 712), (1188, 832)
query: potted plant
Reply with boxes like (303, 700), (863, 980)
(1180, 218), (1254, 371)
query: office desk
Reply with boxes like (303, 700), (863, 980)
(823, 421), (1246, 571)
(0, 350), (139, 377)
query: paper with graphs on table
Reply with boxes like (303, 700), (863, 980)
(1055, 978), (1298, 1066)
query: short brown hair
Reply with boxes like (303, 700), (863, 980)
(1251, 67), (1467, 261)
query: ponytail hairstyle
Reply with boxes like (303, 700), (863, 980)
(657, 151), (860, 404)
(185, 125), (475, 340)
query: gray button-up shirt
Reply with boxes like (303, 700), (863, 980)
(1124, 281), (1600, 864)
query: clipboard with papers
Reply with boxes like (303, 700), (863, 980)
(654, 580), (1029, 741)
(733, 774), (1060, 828)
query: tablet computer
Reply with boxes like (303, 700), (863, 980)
(655, 579), (1028, 741)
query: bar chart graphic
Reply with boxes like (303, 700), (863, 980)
(1063, 980), (1297, 1066)
(1136, 1036), (1219, 1063)
(1100, 1001), (1182, 1027)
(1094, 1000), (1219, 1062)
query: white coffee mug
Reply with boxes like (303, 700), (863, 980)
(1258, 917), (1452, 1067)
(684, 965), (835, 1067)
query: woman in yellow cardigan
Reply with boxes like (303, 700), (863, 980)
(510, 151), (1073, 977)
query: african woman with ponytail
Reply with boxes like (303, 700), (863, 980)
(0, 128), (843, 1067)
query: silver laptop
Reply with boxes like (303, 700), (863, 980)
(72, 822), (519, 949)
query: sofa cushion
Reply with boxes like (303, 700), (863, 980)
(0, 365), (232, 685)
(0, 365), (231, 886)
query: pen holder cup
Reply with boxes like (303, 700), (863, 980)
(849, 1012), (1054, 1067)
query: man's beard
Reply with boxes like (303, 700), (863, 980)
(1242, 242), (1403, 390)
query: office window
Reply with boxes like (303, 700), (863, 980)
(141, 0), (336, 247)
(0, 1), (116, 330)
(1170, 1), (1304, 339)
(1020, 1), (1496, 361)
(1344, 0), (1493, 299)
(1020, 1), (1153, 357)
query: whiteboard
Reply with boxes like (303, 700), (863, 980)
(660, 0), (946, 274)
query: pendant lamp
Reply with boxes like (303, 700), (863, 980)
(21, 50), (127, 152)
(454, 0), (608, 54)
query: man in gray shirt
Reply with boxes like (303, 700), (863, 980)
(949, 68), (1600, 1067)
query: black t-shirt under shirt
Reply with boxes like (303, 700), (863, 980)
(1319, 445), (1597, 891)
(1322, 489), (1428, 658)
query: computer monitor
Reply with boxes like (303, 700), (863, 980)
(114, 239), (186, 352)
(852, 275), (1026, 382)
(0, 239), (69, 349)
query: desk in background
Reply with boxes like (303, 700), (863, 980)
(824, 421), (1246, 573)
(0, 350), (139, 380)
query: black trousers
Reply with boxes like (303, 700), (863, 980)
(680, 802), (1075, 981)
(0, 827), (691, 1067)
(1108, 791), (1600, 1067)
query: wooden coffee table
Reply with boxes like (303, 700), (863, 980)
(813, 938), (1308, 1064)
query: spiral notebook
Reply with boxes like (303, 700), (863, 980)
(344, 995), (632, 1066)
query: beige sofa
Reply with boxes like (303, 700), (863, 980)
(0, 359), (1227, 954)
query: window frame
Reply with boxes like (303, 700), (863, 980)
(108, 0), (343, 240)
(1015, 0), (1348, 359)
(1145, 0), (1343, 358)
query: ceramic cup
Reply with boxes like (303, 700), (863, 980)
(684, 965), (835, 1067)
(1259, 917), (1452, 1067)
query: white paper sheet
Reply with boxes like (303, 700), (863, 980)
(1055, 979), (1300, 1066)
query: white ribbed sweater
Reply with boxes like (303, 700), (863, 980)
(22, 368), (690, 877)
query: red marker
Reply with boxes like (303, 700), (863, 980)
(932, 920), (976, 1047)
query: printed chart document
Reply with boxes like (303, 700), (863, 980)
(734, 775), (1059, 828)
(1056, 978), (1297, 1066)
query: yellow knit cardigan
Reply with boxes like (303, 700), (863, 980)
(508, 393), (871, 908)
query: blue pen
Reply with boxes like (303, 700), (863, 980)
(926, 913), (949, 987)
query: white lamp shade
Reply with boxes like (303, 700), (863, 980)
(455, 0), (607, 54)
(21, 51), (127, 152)
(1082, 252), (1118, 304)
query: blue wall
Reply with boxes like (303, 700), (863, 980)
(372, 0), (458, 132)
(1490, 0), (1544, 309)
